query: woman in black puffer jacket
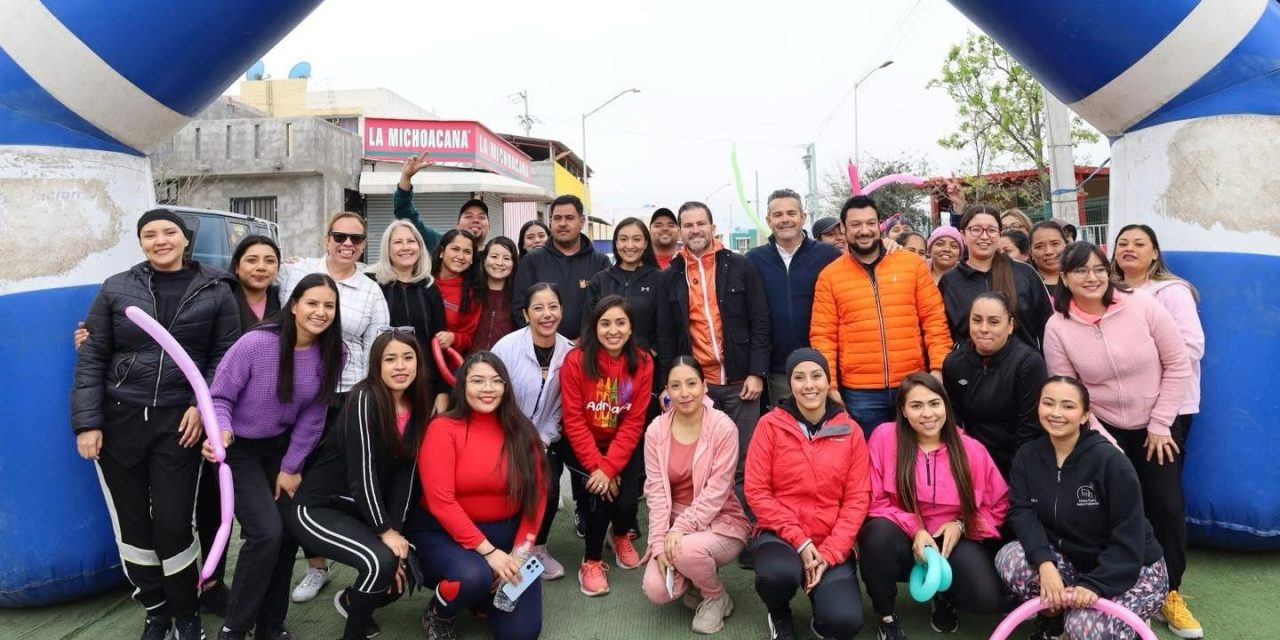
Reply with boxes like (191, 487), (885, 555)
(70, 209), (240, 640)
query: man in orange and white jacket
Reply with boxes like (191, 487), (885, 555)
(810, 195), (951, 439)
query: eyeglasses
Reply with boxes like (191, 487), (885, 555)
(965, 226), (1000, 237)
(376, 325), (415, 335)
(1067, 266), (1111, 280)
(329, 231), (367, 245)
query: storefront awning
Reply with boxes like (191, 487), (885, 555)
(359, 170), (551, 202)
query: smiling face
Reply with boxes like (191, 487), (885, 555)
(929, 236), (961, 270)
(767, 196), (806, 246)
(140, 220), (188, 271)
(818, 224), (847, 253)
(236, 243), (278, 292)
(1113, 227), (1158, 278)
(1038, 380), (1089, 439)
(483, 242), (514, 282)
(291, 284), (337, 341)
(522, 224), (548, 253)
(843, 206), (880, 257)
(523, 288), (562, 341)
(380, 338), (418, 395)
(902, 235), (927, 258)
(789, 361), (830, 416)
(458, 206), (489, 238)
(440, 235), (474, 278)
(596, 305), (632, 357)
(963, 213), (1000, 261)
(1065, 252), (1111, 306)
(886, 221), (909, 238)
(968, 296), (1014, 356)
(326, 216), (367, 269)
(902, 384), (947, 443)
(649, 216), (678, 249)
(614, 222), (648, 268)
(463, 361), (504, 414)
(1030, 228), (1066, 275)
(679, 207), (715, 255)
(666, 363), (706, 417)
(389, 225), (420, 273)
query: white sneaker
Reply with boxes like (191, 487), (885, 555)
(290, 566), (329, 603)
(530, 545), (565, 580)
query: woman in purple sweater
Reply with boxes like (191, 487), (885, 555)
(206, 273), (346, 640)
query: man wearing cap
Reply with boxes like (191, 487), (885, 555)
(812, 217), (847, 255)
(649, 207), (679, 269)
(512, 194), (611, 341)
(394, 152), (492, 252)
(810, 195), (951, 439)
(745, 188), (841, 406)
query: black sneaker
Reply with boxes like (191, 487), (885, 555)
(421, 605), (457, 640)
(214, 629), (246, 640)
(140, 615), (172, 640)
(737, 547), (755, 570)
(256, 629), (297, 640)
(574, 508), (586, 538)
(877, 616), (907, 640)
(172, 615), (205, 640)
(333, 588), (381, 638)
(1028, 614), (1065, 640)
(199, 583), (229, 618)
(931, 597), (958, 633)
(767, 612), (796, 640)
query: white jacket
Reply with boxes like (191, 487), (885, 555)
(490, 327), (574, 444)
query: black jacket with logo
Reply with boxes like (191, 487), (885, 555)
(938, 259), (1053, 351)
(1008, 428), (1163, 597)
(943, 337), (1048, 477)
(583, 264), (662, 353)
(512, 234), (611, 341)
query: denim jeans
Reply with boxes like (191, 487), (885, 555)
(839, 387), (898, 440)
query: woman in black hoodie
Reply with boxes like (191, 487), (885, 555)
(996, 376), (1168, 640)
(942, 292), (1047, 478)
(583, 217), (661, 353)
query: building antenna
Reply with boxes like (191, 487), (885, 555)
(509, 90), (541, 136)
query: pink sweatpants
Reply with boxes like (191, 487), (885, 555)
(641, 530), (744, 603)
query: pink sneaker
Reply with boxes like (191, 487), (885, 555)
(530, 545), (564, 580)
(578, 560), (610, 597)
(610, 534), (642, 569)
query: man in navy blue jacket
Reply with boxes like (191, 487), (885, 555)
(745, 188), (841, 407)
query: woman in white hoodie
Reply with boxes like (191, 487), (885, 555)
(489, 282), (574, 580)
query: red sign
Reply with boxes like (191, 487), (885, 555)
(362, 118), (532, 181)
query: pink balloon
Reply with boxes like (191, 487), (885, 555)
(989, 597), (1159, 640)
(847, 161), (863, 195)
(862, 173), (927, 196)
(124, 306), (233, 585)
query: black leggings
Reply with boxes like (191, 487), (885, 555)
(751, 532), (864, 640)
(857, 517), (1003, 617)
(223, 435), (297, 635)
(1105, 420), (1189, 590)
(561, 440), (643, 561)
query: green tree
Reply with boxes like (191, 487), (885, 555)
(820, 154), (931, 231)
(928, 32), (1099, 203)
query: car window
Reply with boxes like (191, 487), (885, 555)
(188, 214), (226, 269)
(228, 221), (250, 253)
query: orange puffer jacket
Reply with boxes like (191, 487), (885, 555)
(810, 251), (951, 389)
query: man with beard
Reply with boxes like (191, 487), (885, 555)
(809, 195), (951, 439)
(512, 194), (611, 341)
(656, 201), (770, 528)
(745, 189), (840, 406)
(649, 208), (679, 268)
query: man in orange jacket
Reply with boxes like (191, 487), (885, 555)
(810, 195), (952, 439)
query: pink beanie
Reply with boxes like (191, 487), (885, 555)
(928, 225), (964, 250)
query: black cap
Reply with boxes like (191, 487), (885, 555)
(650, 208), (677, 225)
(811, 217), (841, 238)
(459, 198), (489, 218)
(136, 208), (189, 238)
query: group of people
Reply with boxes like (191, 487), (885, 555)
(71, 165), (1205, 640)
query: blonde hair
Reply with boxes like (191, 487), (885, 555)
(326, 211), (366, 234)
(1000, 208), (1033, 231)
(372, 220), (433, 285)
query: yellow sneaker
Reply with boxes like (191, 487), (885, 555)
(1157, 591), (1204, 639)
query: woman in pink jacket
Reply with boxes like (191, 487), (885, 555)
(858, 373), (1009, 639)
(641, 356), (750, 634)
(1045, 241), (1196, 636)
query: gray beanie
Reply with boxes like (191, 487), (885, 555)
(785, 347), (830, 380)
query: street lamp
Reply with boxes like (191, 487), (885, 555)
(581, 88), (640, 187)
(852, 59), (893, 165)
(704, 182), (732, 201)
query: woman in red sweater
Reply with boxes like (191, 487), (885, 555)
(431, 229), (483, 354)
(560, 295), (654, 596)
(411, 352), (547, 640)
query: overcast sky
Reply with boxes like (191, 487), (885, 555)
(245, 0), (1106, 228)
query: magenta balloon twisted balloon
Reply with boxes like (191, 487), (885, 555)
(989, 597), (1159, 640)
(124, 306), (233, 585)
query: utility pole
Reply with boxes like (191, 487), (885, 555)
(802, 142), (818, 218)
(509, 90), (540, 136)
(754, 170), (761, 237)
(1042, 85), (1078, 224)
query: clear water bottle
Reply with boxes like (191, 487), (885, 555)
(492, 540), (532, 612)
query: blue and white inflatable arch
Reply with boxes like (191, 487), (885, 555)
(0, 0), (324, 607)
(947, 0), (1280, 549)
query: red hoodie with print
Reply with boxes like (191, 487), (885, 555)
(559, 346), (654, 478)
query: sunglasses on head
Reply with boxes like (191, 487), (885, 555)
(376, 325), (415, 336)
(329, 231), (367, 245)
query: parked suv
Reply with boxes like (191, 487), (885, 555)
(171, 206), (280, 271)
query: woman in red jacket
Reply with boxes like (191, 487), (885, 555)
(641, 356), (751, 634)
(858, 373), (1009, 639)
(431, 229), (483, 354)
(559, 295), (654, 596)
(411, 352), (547, 640)
(745, 348), (871, 640)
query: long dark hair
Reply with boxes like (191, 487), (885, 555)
(611, 217), (659, 269)
(345, 330), (431, 458)
(960, 205), (1019, 319)
(1108, 224), (1199, 302)
(481, 236), (519, 306)
(231, 234), (281, 330)
(665, 355), (705, 385)
(232, 234), (281, 270)
(1039, 375), (1092, 432)
(580, 295), (643, 379)
(432, 229), (484, 313)
(518, 220), (551, 256)
(442, 352), (545, 519)
(267, 273), (343, 406)
(1053, 242), (1131, 317)
(894, 373), (978, 533)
